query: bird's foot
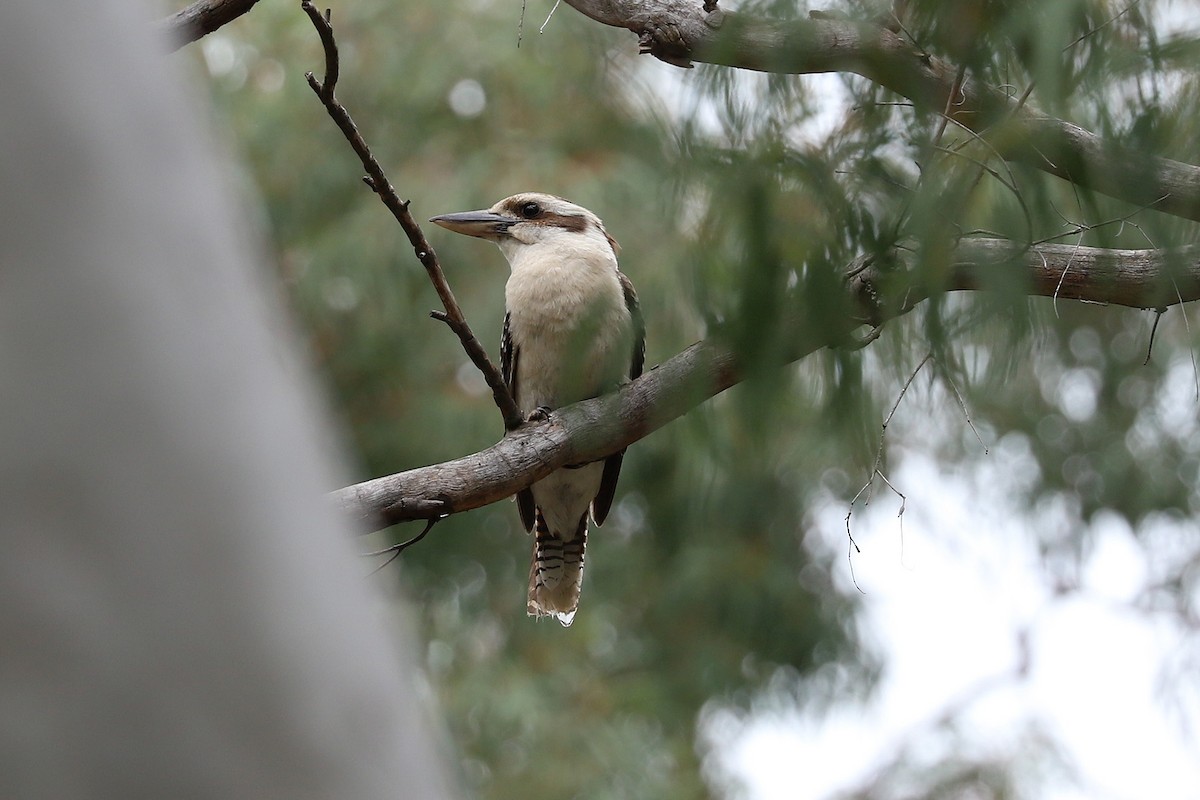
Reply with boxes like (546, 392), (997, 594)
(526, 405), (552, 423)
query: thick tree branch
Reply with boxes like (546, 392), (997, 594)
(335, 238), (1200, 531)
(154, 0), (263, 51)
(562, 0), (1200, 223)
(948, 239), (1200, 308)
(335, 337), (742, 531)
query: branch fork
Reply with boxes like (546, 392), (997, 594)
(299, 1), (523, 432)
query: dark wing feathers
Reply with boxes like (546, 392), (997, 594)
(621, 271), (646, 381)
(516, 484), (536, 532)
(592, 453), (623, 525)
(503, 312), (537, 532)
(592, 271), (645, 525)
(500, 311), (516, 389)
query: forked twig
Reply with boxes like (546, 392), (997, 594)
(842, 354), (931, 590)
(300, 1), (524, 431)
(364, 517), (442, 572)
(843, 350), (989, 579)
(870, 352), (933, 504)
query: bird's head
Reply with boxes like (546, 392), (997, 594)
(430, 192), (619, 264)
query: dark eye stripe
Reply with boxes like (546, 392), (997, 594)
(501, 199), (592, 233)
(539, 212), (588, 232)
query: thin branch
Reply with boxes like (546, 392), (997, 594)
(1144, 306), (1167, 365)
(560, 0), (1200, 223)
(845, 528), (864, 594)
(874, 470), (907, 530)
(1051, 234), (1086, 319)
(306, 4), (338, 100)
(1062, 0), (1141, 52)
(862, 352), (931, 507)
(844, 349), (971, 580)
(363, 517), (441, 574)
(300, 2), (524, 431)
(336, 237), (1200, 532)
(930, 140), (1033, 247)
(938, 109), (1034, 241)
(1034, 194), (1169, 247)
(931, 64), (967, 148)
(540, 0), (564, 33)
(155, 0), (263, 52)
(940, 365), (988, 455)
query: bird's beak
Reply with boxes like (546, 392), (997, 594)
(429, 210), (517, 240)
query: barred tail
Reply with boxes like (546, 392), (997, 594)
(527, 510), (588, 627)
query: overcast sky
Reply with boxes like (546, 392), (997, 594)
(719, 368), (1200, 799)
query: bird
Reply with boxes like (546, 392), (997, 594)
(431, 193), (644, 626)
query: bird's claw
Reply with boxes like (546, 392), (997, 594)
(526, 405), (552, 423)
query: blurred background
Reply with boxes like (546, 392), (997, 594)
(174, 0), (1200, 796)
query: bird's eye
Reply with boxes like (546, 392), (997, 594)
(520, 201), (541, 219)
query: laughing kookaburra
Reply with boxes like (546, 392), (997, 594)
(431, 193), (644, 626)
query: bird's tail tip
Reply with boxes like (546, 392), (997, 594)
(527, 511), (587, 627)
(527, 602), (578, 627)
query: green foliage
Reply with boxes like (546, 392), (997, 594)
(190, 0), (1200, 796)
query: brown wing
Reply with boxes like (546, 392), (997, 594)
(592, 272), (645, 525)
(503, 312), (536, 532)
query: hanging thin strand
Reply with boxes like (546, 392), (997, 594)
(540, 0), (561, 33)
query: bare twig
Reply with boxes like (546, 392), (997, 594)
(364, 517), (441, 574)
(843, 352), (930, 571)
(306, 4), (338, 100)
(937, 362), (988, 454)
(869, 352), (931, 504)
(931, 65), (967, 147)
(874, 470), (907, 533)
(1052, 234), (1087, 319)
(1145, 306), (1167, 365)
(845, 323), (886, 350)
(1034, 195), (1169, 248)
(845, 529), (864, 595)
(930, 139), (1034, 249)
(1062, 0), (1141, 52)
(300, 1), (524, 431)
(540, 0), (563, 33)
(842, 350), (983, 577)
